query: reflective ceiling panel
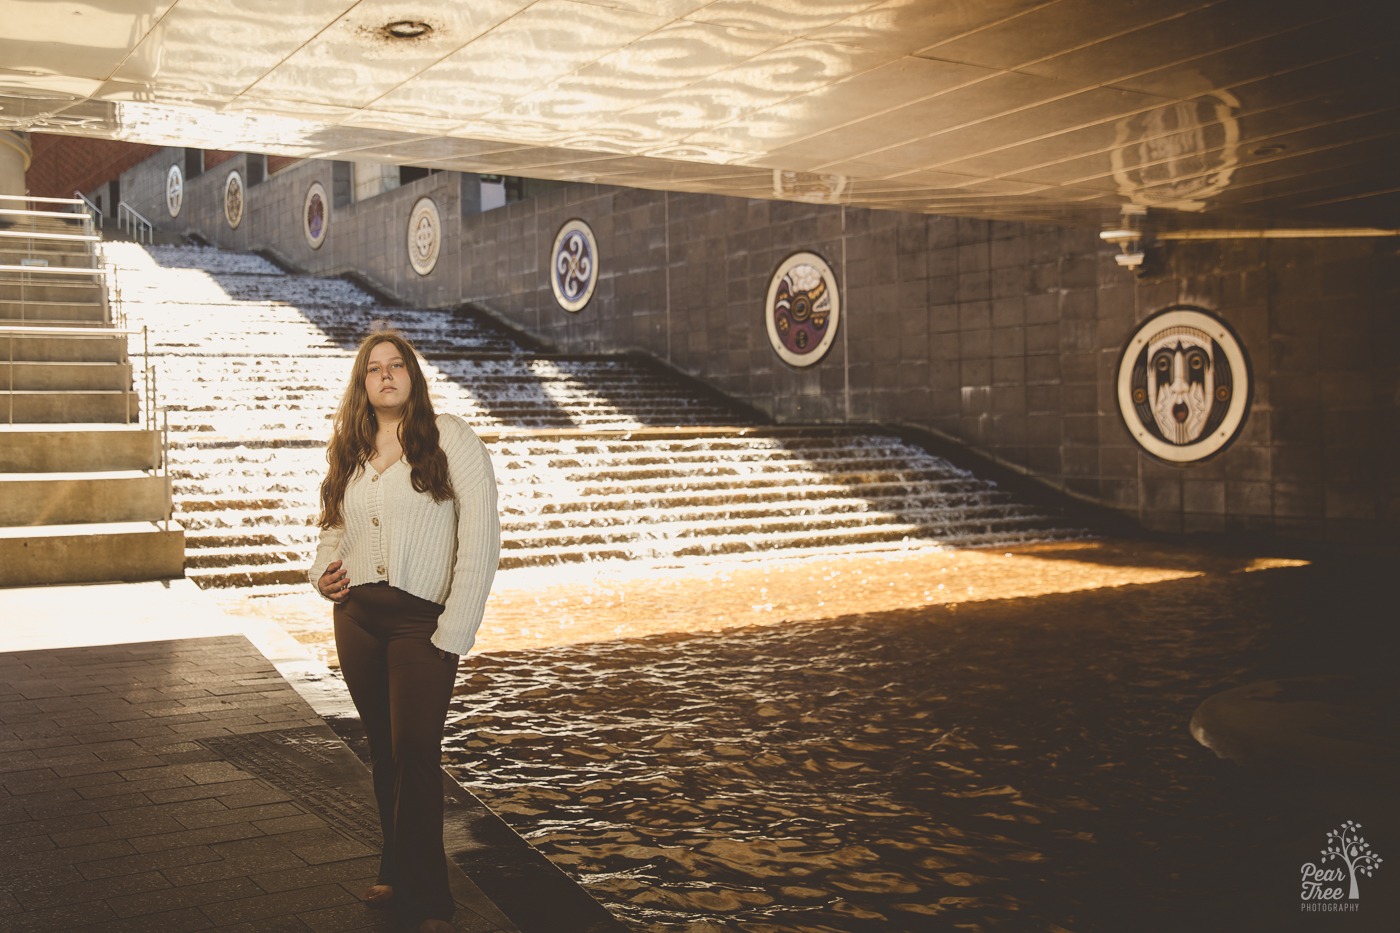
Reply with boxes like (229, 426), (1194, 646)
(0, 0), (1393, 230)
(245, 1), (523, 109)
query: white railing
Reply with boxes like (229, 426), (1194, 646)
(73, 191), (103, 231)
(0, 194), (88, 210)
(0, 262), (106, 326)
(0, 195), (95, 240)
(162, 408), (172, 530)
(0, 323), (173, 528)
(1, 324), (151, 428)
(117, 202), (154, 244)
(99, 245), (124, 327)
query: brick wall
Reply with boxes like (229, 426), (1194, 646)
(202, 151), (237, 171)
(25, 134), (160, 199)
(267, 155), (302, 175)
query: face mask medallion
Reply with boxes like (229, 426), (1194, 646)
(1118, 308), (1249, 463)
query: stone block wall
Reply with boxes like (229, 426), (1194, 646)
(113, 153), (1399, 545)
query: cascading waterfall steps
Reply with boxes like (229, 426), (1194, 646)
(101, 241), (1083, 598)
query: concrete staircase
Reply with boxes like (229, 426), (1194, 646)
(0, 196), (183, 586)
(104, 242), (1081, 593)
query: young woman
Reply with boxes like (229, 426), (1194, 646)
(310, 330), (499, 933)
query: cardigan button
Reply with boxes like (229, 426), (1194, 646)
(376, 565), (385, 575)
(371, 474), (378, 482)
(372, 517), (380, 526)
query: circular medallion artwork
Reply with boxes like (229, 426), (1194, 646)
(165, 164), (183, 218)
(223, 170), (244, 229)
(303, 181), (328, 250)
(1116, 306), (1250, 463)
(765, 251), (840, 367)
(551, 219), (597, 312)
(407, 197), (441, 275)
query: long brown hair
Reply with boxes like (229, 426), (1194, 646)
(318, 330), (454, 529)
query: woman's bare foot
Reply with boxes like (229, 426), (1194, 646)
(418, 920), (454, 933)
(361, 883), (393, 907)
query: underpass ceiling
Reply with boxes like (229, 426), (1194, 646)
(2, 0), (1396, 229)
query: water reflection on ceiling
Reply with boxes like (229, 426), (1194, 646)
(2, 0), (1395, 228)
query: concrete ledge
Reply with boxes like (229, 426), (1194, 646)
(0, 519), (184, 585)
(1191, 675), (1400, 788)
(3, 388), (139, 422)
(0, 281), (105, 303)
(0, 298), (106, 322)
(0, 330), (128, 362)
(0, 227), (100, 242)
(0, 470), (170, 525)
(0, 359), (131, 389)
(0, 423), (161, 470)
(0, 261), (103, 276)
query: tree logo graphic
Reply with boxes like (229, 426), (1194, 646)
(1301, 821), (1383, 908)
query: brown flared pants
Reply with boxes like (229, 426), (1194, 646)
(334, 581), (459, 924)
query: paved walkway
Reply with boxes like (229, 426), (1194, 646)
(0, 582), (624, 933)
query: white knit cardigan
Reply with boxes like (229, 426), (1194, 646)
(309, 413), (500, 655)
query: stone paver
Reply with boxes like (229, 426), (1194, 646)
(0, 634), (516, 933)
(0, 578), (629, 933)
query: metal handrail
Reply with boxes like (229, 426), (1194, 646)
(0, 206), (91, 223)
(0, 194), (86, 206)
(3, 324), (149, 427)
(0, 262), (107, 277)
(0, 324), (146, 336)
(109, 281), (124, 329)
(74, 190), (103, 230)
(98, 244), (122, 327)
(117, 202), (154, 244)
(163, 409), (172, 530)
(0, 229), (100, 243)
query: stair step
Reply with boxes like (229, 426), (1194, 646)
(0, 297), (107, 318)
(183, 544), (307, 569)
(0, 301), (107, 323)
(0, 206), (91, 223)
(0, 249), (97, 261)
(0, 360), (132, 390)
(0, 424), (162, 471)
(496, 509), (1056, 551)
(184, 530), (311, 549)
(175, 508), (317, 531)
(1, 390), (140, 423)
(0, 470), (170, 526)
(185, 564), (310, 588)
(494, 520), (1078, 569)
(0, 282), (106, 304)
(523, 481), (999, 513)
(0, 520), (184, 586)
(502, 494), (1016, 528)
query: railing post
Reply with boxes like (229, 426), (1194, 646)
(117, 202), (154, 245)
(163, 408), (171, 531)
(74, 190), (103, 230)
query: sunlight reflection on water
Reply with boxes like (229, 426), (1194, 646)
(427, 545), (1383, 931)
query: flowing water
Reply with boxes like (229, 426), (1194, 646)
(439, 545), (1392, 932)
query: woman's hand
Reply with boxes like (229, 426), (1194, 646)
(319, 559), (351, 602)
